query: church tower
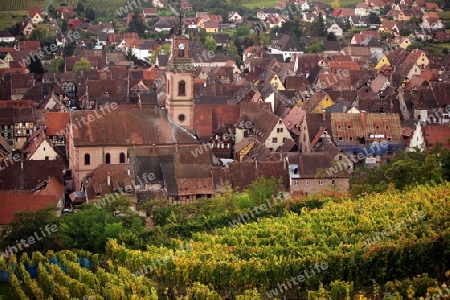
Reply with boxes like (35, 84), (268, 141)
(165, 35), (194, 131)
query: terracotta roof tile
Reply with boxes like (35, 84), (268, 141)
(0, 192), (57, 225)
(423, 125), (450, 149)
(70, 109), (198, 146)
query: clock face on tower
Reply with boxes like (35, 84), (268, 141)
(178, 43), (185, 50)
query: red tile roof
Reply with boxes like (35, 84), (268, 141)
(0, 192), (57, 224)
(18, 41), (41, 52)
(28, 7), (44, 18)
(423, 125), (450, 149)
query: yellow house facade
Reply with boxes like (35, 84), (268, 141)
(374, 55), (391, 69)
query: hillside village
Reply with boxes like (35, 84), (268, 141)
(0, 0), (449, 226)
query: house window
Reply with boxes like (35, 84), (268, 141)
(305, 181), (309, 186)
(178, 114), (186, 122)
(84, 153), (90, 165)
(319, 180), (323, 185)
(294, 180), (298, 186)
(277, 128), (283, 133)
(178, 80), (186, 96)
(283, 137), (288, 143)
(45, 156), (49, 160)
(105, 153), (111, 164)
(119, 152), (126, 163)
(332, 179), (335, 185)
(272, 137), (278, 143)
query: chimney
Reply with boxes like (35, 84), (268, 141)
(322, 110), (326, 121)
(254, 158), (258, 169)
(360, 110), (367, 131)
(127, 168), (130, 177)
(107, 172), (111, 186)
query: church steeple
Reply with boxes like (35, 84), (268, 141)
(165, 35), (194, 131)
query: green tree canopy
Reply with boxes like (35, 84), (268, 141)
(73, 58), (92, 71)
(57, 195), (144, 253)
(0, 206), (61, 256)
(28, 57), (45, 74)
(46, 57), (65, 72)
(204, 36), (217, 51)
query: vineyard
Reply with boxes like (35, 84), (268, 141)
(0, 0), (46, 10)
(52, 0), (134, 14)
(0, 183), (449, 299)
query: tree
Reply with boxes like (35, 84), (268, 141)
(368, 12), (381, 24)
(327, 32), (337, 41)
(400, 28), (411, 36)
(305, 41), (325, 53)
(48, 4), (57, 19)
(312, 13), (326, 36)
(245, 177), (281, 205)
(84, 7), (96, 20)
(226, 42), (240, 63)
(126, 48), (137, 62)
(76, 1), (85, 13)
(28, 57), (45, 74)
(63, 42), (76, 57)
(254, 31), (270, 48)
(331, 0), (341, 8)
(73, 58), (92, 71)
(30, 27), (56, 49)
(381, 4), (392, 16)
(0, 206), (61, 255)
(60, 19), (68, 33)
(46, 57), (64, 72)
(204, 36), (217, 51)
(57, 195), (144, 253)
(128, 12), (147, 38)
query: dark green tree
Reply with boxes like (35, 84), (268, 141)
(126, 48), (137, 62)
(128, 12), (147, 38)
(368, 12), (381, 24)
(84, 7), (96, 20)
(76, 1), (85, 13)
(64, 42), (76, 57)
(30, 27), (56, 48)
(48, 4), (57, 19)
(28, 57), (45, 74)
(57, 195), (144, 253)
(327, 31), (337, 41)
(60, 19), (68, 33)
(46, 57), (65, 72)
(0, 206), (61, 256)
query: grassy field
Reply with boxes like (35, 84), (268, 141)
(241, 0), (279, 9)
(438, 10), (450, 21)
(0, 10), (29, 31)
